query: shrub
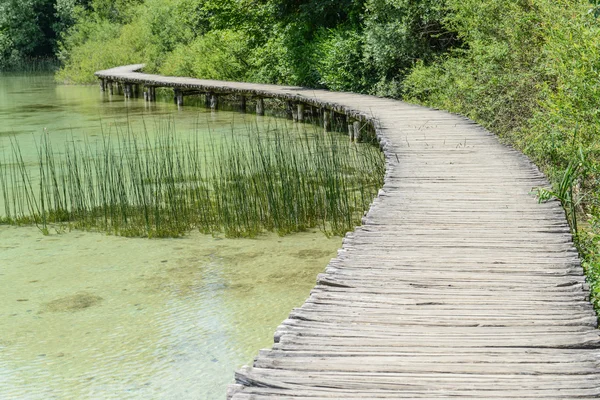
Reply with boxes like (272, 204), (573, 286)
(313, 27), (373, 92)
(159, 30), (250, 81)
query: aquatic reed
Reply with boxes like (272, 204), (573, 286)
(0, 57), (59, 74)
(0, 120), (385, 238)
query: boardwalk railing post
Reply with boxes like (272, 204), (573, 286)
(256, 98), (265, 116)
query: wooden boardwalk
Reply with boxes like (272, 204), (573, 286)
(97, 66), (600, 398)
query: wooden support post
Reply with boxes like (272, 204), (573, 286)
(285, 101), (294, 120)
(323, 110), (331, 132)
(209, 92), (218, 110)
(108, 81), (114, 95)
(353, 120), (362, 142)
(100, 79), (106, 92)
(144, 86), (154, 102)
(307, 105), (316, 120)
(297, 103), (305, 122)
(240, 95), (246, 113)
(291, 102), (299, 122)
(151, 87), (156, 102)
(124, 83), (132, 99)
(256, 98), (265, 116)
(174, 89), (183, 106)
(348, 118), (355, 141)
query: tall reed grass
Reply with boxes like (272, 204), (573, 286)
(0, 121), (385, 238)
(0, 57), (60, 74)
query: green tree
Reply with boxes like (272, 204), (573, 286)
(0, 0), (52, 66)
(0, 0), (88, 68)
(362, 0), (456, 97)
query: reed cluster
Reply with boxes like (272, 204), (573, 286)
(0, 121), (385, 238)
(0, 57), (60, 74)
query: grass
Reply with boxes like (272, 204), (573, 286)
(0, 119), (385, 238)
(0, 57), (60, 75)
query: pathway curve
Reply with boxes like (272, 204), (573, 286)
(96, 66), (600, 398)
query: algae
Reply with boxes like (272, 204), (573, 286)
(42, 292), (103, 313)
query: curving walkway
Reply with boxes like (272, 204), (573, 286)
(96, 66), (600, 398)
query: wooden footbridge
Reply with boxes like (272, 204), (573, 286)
(97, 65), (600, 398)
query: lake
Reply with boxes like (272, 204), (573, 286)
(0, 74), (343, 398)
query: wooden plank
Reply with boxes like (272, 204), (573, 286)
(94, 65), (600, 399)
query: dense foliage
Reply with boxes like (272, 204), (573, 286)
(50, 0), (455, 91)
(2, 0), (600, 309)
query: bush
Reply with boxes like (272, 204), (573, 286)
(56, 17), (142, 83)
(362, 0), (455, 97)
(404, 0), (547, 133)
(159, 30), (250, 81)
(313, 27), (373, 92)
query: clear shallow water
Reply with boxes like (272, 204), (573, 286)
(0, 75), (342, 398)
(0, 226), (339, 399)
(0, 74), (280, 165)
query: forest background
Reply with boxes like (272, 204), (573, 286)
(2, 0), (600, 311)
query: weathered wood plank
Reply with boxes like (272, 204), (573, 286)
(94, 65), (600, 398)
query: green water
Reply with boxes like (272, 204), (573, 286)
(0, 74), (274, 165)
(0, 75), (342, 398)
